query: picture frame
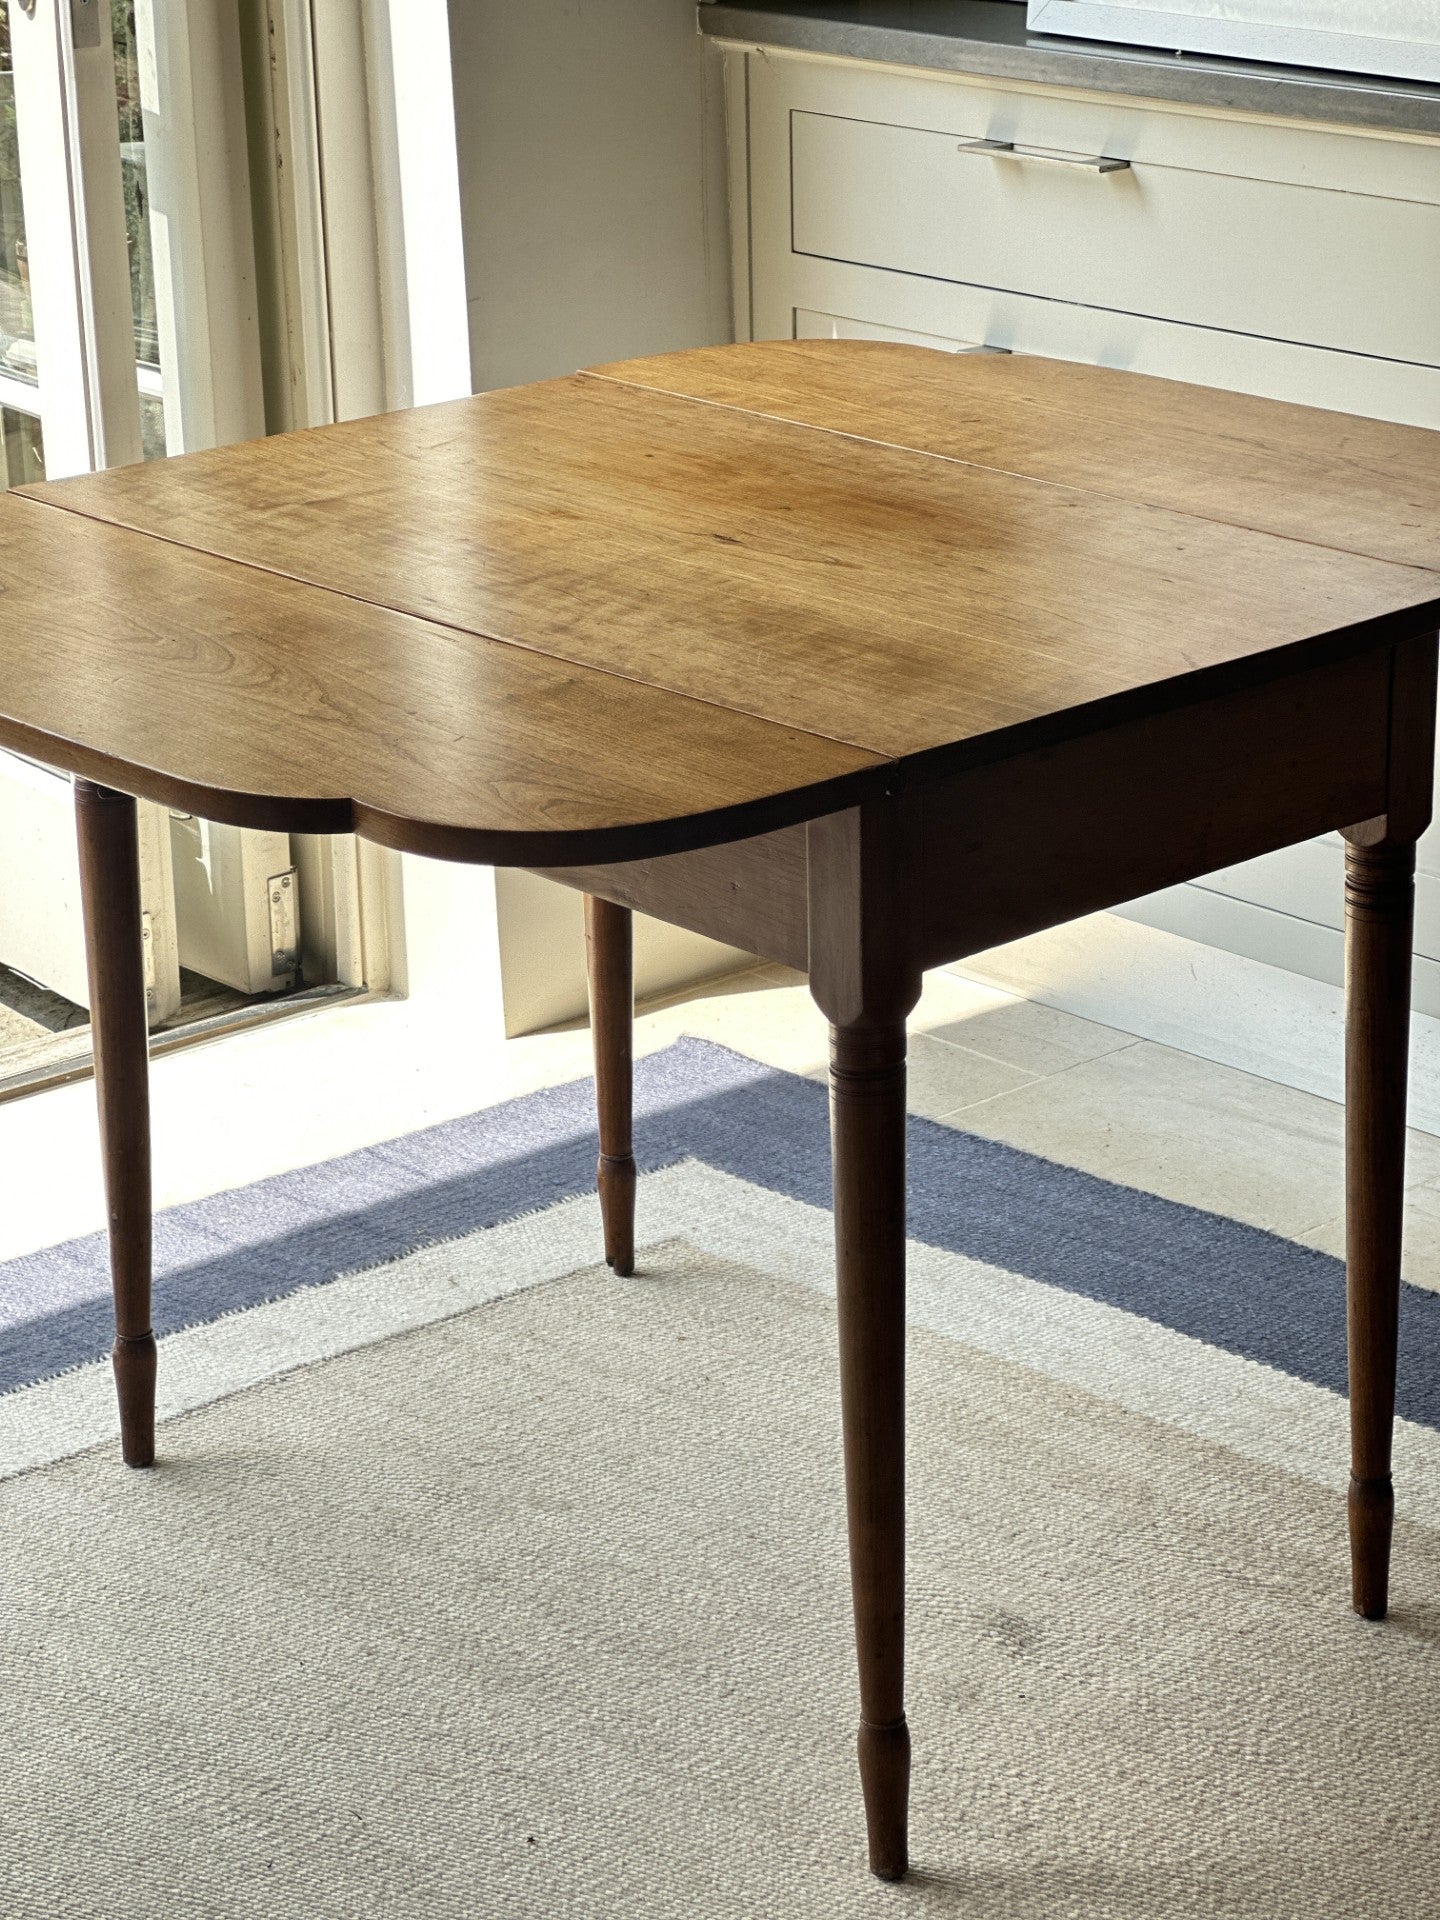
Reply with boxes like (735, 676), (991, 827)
(1025, 0), (1440, 84)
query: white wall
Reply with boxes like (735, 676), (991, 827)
(446, 1), (745, 1030)
(448, 0), (732, 390)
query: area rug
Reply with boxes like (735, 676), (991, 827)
(2, 1037), (1439, 1918)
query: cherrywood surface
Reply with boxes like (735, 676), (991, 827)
(916, 650), (1393, 966)
(539, 651), (1391, 972)
(23, 357), (1440, 774)
(0, 493), (881, 864)
(539, 824), (810, 971)
(593, 340), (1440, 572)
(75, 781), (155, 1469)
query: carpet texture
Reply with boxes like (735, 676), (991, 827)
(6, 1037), (1440, 1423)
(3, 1236), (1439, 1918)
(3, 1039), (1439, 1915)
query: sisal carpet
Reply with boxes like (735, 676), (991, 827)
(2, 1043), (1439, 1915)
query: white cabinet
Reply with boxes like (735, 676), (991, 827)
(0, 760), (305, 1027)
(788, 103), (1440, 366)
(725, 45), (1440, 1012)
(0, 756), (182, 1024)
(168, 816), (299, 997)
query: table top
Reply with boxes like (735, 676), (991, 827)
(5, 340), (1439, 863)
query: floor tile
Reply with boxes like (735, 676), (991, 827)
(638, 967), (1059, 1109)
(933, 969), (1138, 1076)
(952, 1039), (1353, 1243)
(1299, 1180), (1440, 1295)
(639, 964), (827, 1074)
(899, 1031), (1039, 1119)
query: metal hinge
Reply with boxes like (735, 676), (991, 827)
(268, 868), (299, 979)
(141, 910), (157, 1014)
(70, 0), (102, 49)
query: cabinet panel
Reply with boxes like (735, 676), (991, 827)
(1192, 844), (1440, 962)
(781, 258), (1440, 429)
(790, 106), (1440, 366)
(795, 308), (990, 351)
(0, 753), (181, 1023)
(747, 48), (1440, 203)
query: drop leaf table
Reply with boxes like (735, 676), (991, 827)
(4, 342), (1439, 1881)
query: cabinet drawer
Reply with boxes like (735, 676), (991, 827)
(784, 263), (1440, 427)
(790, 106), (1440, 367)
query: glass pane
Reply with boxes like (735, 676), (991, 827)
(1, 400), (41, 485)
(111, 1), (166, 456)
(138, 382), (164, 459)
(0, 3), (38, 390)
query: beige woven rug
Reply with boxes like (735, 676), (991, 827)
(4, 1214), (1440, 1917)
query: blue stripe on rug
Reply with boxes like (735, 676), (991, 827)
(2, 1035), (1437, 1426)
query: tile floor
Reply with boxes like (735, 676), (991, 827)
(631, 962), (1440, 1294)
(2, 958), (1437, 1292)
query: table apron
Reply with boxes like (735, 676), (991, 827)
(535, 646), (1395, 976)
(536, 821), (811, 970)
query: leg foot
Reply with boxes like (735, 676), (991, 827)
(597, 1153), (637, 1277)
(1348, 1474), (1394, 1621)
(585, 895), (636, 1275)
(113, 1331), (157, 1468)
(858, 1718), (911, 1880)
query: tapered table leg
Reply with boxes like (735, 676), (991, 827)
(1343, 834), (1416, 1620)
(75, 780), (155, 1469)
(808, 801), (921, 1881)
(829, 1013), (911, 1879)
(585, 894), (636, 1276)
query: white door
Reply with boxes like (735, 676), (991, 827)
(1, 0), (182, 1022)
(0, 0), (299, 1029)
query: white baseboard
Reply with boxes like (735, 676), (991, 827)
(952, 910), (1440, 1140)
(1113, 882), (1440, 1022)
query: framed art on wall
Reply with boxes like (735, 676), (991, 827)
(1026, 1), (1440, 83)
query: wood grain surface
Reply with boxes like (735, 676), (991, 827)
(591, 340), (1440, 572)
(539, 824), (810, 971)
(0, 493), (882, 863)
(10, 341), (1440, 844)
(25, 358), (1440, 771)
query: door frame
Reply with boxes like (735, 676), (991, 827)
(8, 0), (141, 474)
(0, 0), (394, 1065)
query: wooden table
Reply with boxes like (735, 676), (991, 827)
(4, 341), (1439, 1881)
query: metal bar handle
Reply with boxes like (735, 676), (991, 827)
(956, 137), (1130, 174)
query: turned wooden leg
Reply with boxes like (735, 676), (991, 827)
(830, 1014), (911, 1879)
(75, 780), (155, 1469)
(808, 799), (921, 1881)
(1343, 834), (1416, 1620)
(585, 894), (636, 1276)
